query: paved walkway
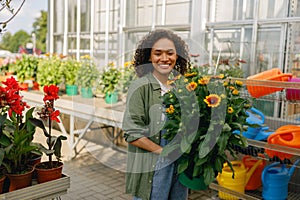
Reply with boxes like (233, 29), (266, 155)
(34, 129), (218, 200)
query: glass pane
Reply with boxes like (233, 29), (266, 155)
(289, 22), (300, 76)
(255, 27), (282, 73)
(53, 0), (64, 33)
(292, 0), (300, 17)
(210, 0), (254, 22)
(68, 1), (77, 32)
(53, 35), (63, 53)
(164, 0), (191, 25)
(206, 28), (252, 77)
(80, 0), (91, 32)
(258, 0), (288, 19)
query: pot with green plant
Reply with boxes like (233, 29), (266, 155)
(0, 77), (40, 192)
(15, 54), (40, 91)
(99, 62), (121, 104)
(29, 85), (67, 184)
(61, 57), (81, 96)
(76, 55), (99, 98)
(36, 54), (64, 88)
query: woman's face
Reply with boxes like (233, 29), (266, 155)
(150, 38), (178, 78)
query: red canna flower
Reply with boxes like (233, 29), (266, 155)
(43, 85), (59, 102)
(50, 110), (61, 123)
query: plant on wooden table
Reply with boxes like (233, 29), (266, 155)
(29, 85), (67, 183)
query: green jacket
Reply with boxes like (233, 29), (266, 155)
(122, 73), (165, 200)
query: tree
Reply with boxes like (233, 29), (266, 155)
(32, 10), (47, 53)
(0, 0), (26, 33)
(0, 30), (30, 52)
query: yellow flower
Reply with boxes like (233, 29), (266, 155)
(184, 72), (197, 77)
(124, 61), (133, 67)
(220, 94), (226, 98)
(223, 81), (228, 87)
(198, 76), (210, 85)
(204, 94), (221, 107)
(235, 80), (243, 86)
(167, 80), (175, 85)
(228, 107), (234, 113)
(184, 78), (189, 82)
(232, 89), (239, 95)
(80, 55), (91, 60)
(166, 105), (175, 114)
(219, 74), (225, 79)
(186, 82), (198, 91)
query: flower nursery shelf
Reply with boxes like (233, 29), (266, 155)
(0, 174), (70, 200)
(209, 182), (300, 200)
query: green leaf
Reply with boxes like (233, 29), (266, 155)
(180, 136), (191, 153)
(203, 166), (215, 185)
(177, 159), (189, 174)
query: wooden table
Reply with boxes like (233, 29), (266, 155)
(22, 91), (125, 158)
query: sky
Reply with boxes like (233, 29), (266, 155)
(1, 0), (47, 35)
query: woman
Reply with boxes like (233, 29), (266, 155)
(122, 29), (191, 200)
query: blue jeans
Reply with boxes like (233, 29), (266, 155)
(133, 157), (188, 200)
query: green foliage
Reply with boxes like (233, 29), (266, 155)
(99, 63), (121, 94)
(0, 30), (30, 53)
(76, 56), (99, 89)
(116, 61), (137, 94)
(32, 11), (47, 53)
(15, 54), (40, 83)
(0, 108), (38, 174)
(61, 57), (81, 85)
(161, 65), (250, 186)
(36, 54), (63, 87)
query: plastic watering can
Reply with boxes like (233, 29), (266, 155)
(217, 160), (263, 199)
(265, 125), (300, 160)
(242, 155), (266, 190)
(262, 159), (300, 200)
(237, 107), (274, 140)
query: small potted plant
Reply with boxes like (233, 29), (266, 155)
(99, 62), (121, 104)
(36, 53), (64, 88)
(15, 54), (40, 90)
(116, 61), (136, 102)
(0, 76), (39, 191)
(76, 55), (99, 98)
(29, 85), (67, 183)
(61, 57), (81, 96)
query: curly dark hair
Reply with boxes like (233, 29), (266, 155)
(133, 29), (191, 77)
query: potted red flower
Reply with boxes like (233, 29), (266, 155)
(0, 76), (40, 191)
(29, 85), (67, 183)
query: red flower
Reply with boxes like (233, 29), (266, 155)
(50, 110), (61, 123)
(43, 85), (59, 102)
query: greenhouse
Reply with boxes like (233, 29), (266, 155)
(0, 0), (300, 199)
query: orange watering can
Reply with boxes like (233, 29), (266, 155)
(216, 160), (263, 199)
(242, 155), (266, 190)
(265, 125), (300, 160)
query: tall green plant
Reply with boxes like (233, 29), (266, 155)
(36, 54), (63, 87)
(76, 55), (99, 89)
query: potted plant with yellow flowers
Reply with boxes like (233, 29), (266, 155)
(76, 55), (99, 98)
(99, 62), (121, 104)
(161, 65), (250, 190)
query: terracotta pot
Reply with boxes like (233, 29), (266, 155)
(0, 175), (5, 194)
(35, 161), (63, 183)
(19, 82), (29, 91)
(28, 154), (42, 167)
(7, 166), (34, 191)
